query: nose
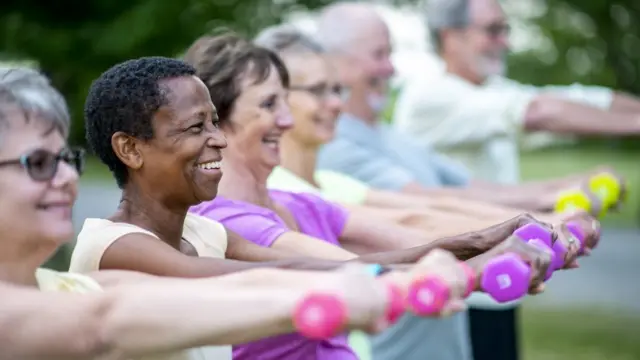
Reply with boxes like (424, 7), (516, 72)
(382, 58), (395, 78)
(496, 31), (510, 49)
(326, 92), (344, 114)
(277, 103), (295, 130)
(51, 160), (79, 190)
(206, 126), (227, 149)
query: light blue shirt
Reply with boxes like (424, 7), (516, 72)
(318, 113), (472, 360)
(318, 113), (470, 190)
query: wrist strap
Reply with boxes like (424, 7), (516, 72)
(367, 263), (384, 276)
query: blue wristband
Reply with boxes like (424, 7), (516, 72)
(367, 263), (384, 276)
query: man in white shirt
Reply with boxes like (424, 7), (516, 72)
(392, 1), (639, 359)
(394, 0), (640, 185)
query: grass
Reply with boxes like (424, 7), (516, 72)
(521, 306), (640, 360)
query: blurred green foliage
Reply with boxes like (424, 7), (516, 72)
(0, 0), (335, 145)
(507, 0), (640, 149)
(1, 0), (639, 148)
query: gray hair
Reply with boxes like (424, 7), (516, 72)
(316, 2), (379, 54)
(0, 67), (70, 138)
(426, 0), (470, 52)
(254, 24), (324, 55)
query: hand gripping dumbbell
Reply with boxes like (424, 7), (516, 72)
(479, 222), (584, 303)
(294, 282), (405, 339)
(405, 262), (476, 316)
(294, 264), (477, 339)
(555, 172), (625, 217)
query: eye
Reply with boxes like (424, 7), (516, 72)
(188, 122), (204, 133)
(260, 95), (277, 110)
(212, 117), (221, 128)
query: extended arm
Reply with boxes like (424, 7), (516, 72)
(0, 268), (383, 360)
(523, 94), (640, 135)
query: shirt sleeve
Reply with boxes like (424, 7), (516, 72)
(393, 74), (536, 148)
(194, 206), (287, 248)
(308, 193), (350, 238)
(318, 139), (416, 191)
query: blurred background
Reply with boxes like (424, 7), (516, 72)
(1, 0), (639, 358)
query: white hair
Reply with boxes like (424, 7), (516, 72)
(254, 24), (324, 55)
(0, 67), (70, 137)
(316, 2), (382, 54)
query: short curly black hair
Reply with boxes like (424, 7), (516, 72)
(84, 57), (196, 188)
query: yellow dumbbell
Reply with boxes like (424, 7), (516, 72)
(555, 189), (597, 215)
(588, 173), (623, 211)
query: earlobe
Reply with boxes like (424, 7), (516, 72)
(111, 132), (143, 170)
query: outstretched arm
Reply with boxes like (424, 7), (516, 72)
(0, 267), (386, 360)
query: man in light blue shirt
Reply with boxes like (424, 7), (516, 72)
(320, 112), (471, 190)
(316, 3), (474, 360)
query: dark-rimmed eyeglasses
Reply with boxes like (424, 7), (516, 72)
(0, 147), (85, 182)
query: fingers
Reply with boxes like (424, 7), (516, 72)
(552, 223), (580, 268)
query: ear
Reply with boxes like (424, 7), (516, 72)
(111, 131), (144, 171)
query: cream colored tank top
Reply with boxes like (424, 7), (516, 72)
(69, 213), (231, 360)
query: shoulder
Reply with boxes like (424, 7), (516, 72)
(184, 213), (227, 236)
(71, 218), (159, 273)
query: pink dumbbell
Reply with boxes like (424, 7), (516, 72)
(406, 262), (477, 315)
(294, 283), (405, 339)
(480, 223), (558, 303)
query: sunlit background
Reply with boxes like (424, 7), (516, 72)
(1, 0), (639, 358)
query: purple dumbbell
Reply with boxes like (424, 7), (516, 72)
(480, 224), (556, 303)
(565, 221), (586, 254)
(513, 223), (560, 277)
(480, 253), (531, 303)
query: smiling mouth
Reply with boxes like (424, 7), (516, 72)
(196, 161), (221, 170)
(262, 135), (280, 149)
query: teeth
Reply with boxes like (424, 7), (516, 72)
(197, 161), (221, 170)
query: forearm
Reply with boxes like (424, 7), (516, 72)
(424, 185), (550, 213)
(106, 268), (346, 355)
(610, 92), (640, 114)
(356, 215), (525, 264)
(525, 95), (640, 135)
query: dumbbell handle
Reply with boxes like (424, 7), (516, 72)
(406, 262), (476, 316)
(294, 282), (404, 339)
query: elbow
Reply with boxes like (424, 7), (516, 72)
(523, 95), (562, 131)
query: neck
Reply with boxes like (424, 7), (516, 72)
(217, 157), (274, 208)
(0, 241), (53, 287)
(280, 136), (320, 188)
(343, 94), (378, 126)
(114, 182), (188, 250)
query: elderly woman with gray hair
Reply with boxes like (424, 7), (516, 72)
(0, 66), (429, 359)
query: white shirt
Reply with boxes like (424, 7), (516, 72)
(393, 66), (614, 184)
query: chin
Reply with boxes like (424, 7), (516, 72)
(40, 226), (75, 247)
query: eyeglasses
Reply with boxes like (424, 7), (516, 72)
(472, 23), (511, 38)
(290, 84), (349, 101)
(0, 147), (85, 182)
